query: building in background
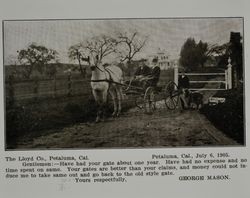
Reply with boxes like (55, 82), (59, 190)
(148, 48), (175, 70)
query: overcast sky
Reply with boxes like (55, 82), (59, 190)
(3, 18), (243, 64)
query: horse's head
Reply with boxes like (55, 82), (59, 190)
(81, 56), (90, 64)
(81, 55), (95, 70)
(90, 55), (103, 71)
(81, 55), (103, 71)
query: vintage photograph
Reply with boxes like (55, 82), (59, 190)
(3, 17), (244, 149)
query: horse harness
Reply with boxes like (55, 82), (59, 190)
(90, 66), (123, 87)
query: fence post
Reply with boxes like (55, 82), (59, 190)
(225, 69), (228, 90)
(227, 57), (232, 89)
(174, 63), (178, 89)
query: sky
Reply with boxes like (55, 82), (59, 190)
(3, 18), (243, 65)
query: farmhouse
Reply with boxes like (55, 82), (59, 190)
(148, 48), (175, 70)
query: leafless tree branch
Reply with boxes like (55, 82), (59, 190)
(116, 31), (147, 63)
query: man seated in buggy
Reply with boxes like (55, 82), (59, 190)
(130, 59), (151, 88)
(147, 57), (161, 88)
(127, 58), (161, 91)
(136, 57), (161, 90)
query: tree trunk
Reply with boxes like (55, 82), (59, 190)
(78, 59), (86, 78)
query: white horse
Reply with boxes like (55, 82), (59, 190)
(83, 56), (123, 122)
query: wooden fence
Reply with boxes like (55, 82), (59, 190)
(6, 68), (175, 105)
(174, 58), (233, 91)
(6, 74), (92, 104)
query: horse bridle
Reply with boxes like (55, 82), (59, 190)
(82, 56), (118, 84)
(82, 56), (105, 72)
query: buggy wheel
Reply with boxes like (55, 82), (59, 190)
(164, 81), (179, 110)
(165, 95), (179, 110)
(144, 87), (156, 113)
(165, 81), (179, 96)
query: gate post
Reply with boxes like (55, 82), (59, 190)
(225, 69), (228, 90)
(227, 57), (232, 89)
(174, 63), (178, 89)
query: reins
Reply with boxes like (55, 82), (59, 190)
(90, 79), (125, 86)
(90, 79), (144, 90)
(95, 65), (105, 72)
(90, 79), (112, 83)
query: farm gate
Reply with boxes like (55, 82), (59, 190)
(174, 58), (233, 91)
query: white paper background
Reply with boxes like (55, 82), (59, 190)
(0, 0), (249, 198)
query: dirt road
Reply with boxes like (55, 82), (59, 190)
(16, 102), (238, 149)
(15, 76), (238, 149)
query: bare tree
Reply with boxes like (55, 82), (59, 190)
(68, 43), (87, 77)
(68, 35), (117, 77)
(84, 35), (117, 65)
(116, 31), (147, 64)
(205, 43), (230, 57)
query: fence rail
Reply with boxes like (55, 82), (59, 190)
(190, 81), (226, 83)
(174, 58), (232, 91)
(6, 69), (174, 105)
(183, 73), (226, 75)
(6, 74), (92, 104)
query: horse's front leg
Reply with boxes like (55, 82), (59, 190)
(100, 89), (109, 121)
(116, 87), (122, 117)
(92, 90), (102, 123)
(109, 89), (117, 117)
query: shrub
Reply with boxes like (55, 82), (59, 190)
(200, 87), (244, 144)
(6, 104), (40, 147)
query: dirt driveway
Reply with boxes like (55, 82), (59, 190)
(16, 102), (238, 149)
